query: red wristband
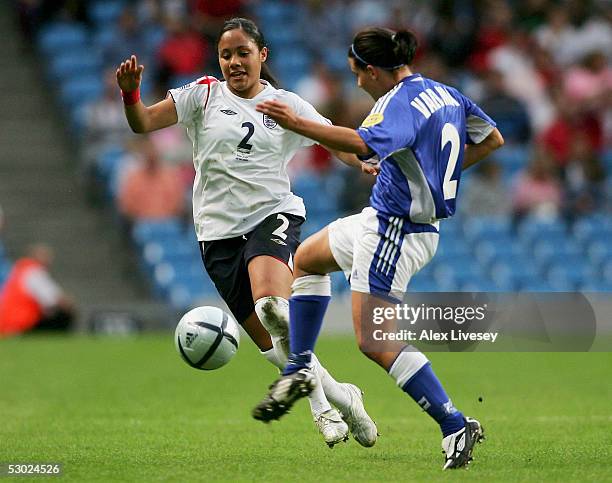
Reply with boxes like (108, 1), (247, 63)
(121, 88), (140, 105)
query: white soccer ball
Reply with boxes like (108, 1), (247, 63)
(174, 306), (240, 370)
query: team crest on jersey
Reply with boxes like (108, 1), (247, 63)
(361, 113), (384, 128)
(262, 114), (277, 129)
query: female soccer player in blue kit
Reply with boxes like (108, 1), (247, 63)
(252, 27), (504, 469)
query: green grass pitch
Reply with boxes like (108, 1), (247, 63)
(1, 334), (611, 481)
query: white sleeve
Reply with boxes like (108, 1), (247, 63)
(167, 76), (215, 127)
(23, 268), (62, 309)
(283, 91), (331, 147)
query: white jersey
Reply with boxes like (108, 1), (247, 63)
(168, 76), (329, 241)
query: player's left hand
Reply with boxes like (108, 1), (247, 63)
(361, 162), (379, 175)
(256, 100), (298, 129)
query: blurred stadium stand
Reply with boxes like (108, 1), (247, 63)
(2, 0), (610, 317)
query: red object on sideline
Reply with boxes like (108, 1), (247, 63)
(0, 258), (44, 336)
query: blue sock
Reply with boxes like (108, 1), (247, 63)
(282, 294), (330, 375)
(402, 363), (465, 436)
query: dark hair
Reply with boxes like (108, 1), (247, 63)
(217, 17), (279, 88)
(348, 28), (418, 71)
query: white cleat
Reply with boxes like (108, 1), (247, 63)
(339, 383), (378, 447)
(314, 408), (349, 448)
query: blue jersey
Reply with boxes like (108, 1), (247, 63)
(357, 73), (496, 223)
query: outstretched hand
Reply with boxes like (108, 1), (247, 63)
(256, 100), (298, 130)
(116, 54), (144, 93)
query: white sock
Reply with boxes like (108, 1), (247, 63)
(256, 299), (331, 417)
(388, 346), (429, 388)
(310, 353), (352, 411)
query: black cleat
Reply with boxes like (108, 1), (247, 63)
(252, 368), (316, 422)
(442, 417), (485, 470)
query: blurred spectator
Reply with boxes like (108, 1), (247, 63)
(563, 132), (606, 221)
(460, 161), (511, 216)
(515, 0), (550, 32)
(488, 29), (555, 131)
(480, 69), (532, 144)
(540, 90), (603, 169)
(296, 62), (338, 110)
(156, 15), (210, 89)
(81, 68), (133, 166)
(468, 0), (512, 73)
(428, 3), (476, 70)
(415, 52), (452, 85)
(0, 244), (75, 337)
(535, 4), (576, 66)
(564, 0), (612, 65)
(117, 139), (185, 223)
(563, 51), (612, 107)
(191, 0), (244, 42)
(298, 0), (351, 69)
(349, 0), (393, 32)
(99, 6), (152, 68)
(16, 0), (88, 40)
(511, 147), (562, 221)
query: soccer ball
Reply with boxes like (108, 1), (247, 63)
(174, 306), (240, 370)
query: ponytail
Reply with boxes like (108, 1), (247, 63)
(392, 30), (418, 67)
(349, 27), (418, 70)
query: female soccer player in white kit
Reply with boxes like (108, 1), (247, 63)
(253, 27), (504, 469)
(115, 17), (377, 448)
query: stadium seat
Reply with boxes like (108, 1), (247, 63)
(517, 218), (568, 246)
(408, 276), (441, 292)
(47, 50), (103, 84)
(90, 1), (126, 27)
(532, 240), (583, 269)
(473, 239), (526, 267)
(586, 238), (612, 265)
(548, 265), (595, 290)
(59, 75), (104, 109)
(463, 215), (512, 242)
(132, 219), (184, 246)
(38, 22), (88, 56)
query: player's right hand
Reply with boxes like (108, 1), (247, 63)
(116, 54), (144, 93)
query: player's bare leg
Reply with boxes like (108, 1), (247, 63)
(249, 255), (348, 447)
(252, 231), (377, 447)
(351, 290), (484, 469)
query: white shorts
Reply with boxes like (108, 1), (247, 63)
(328, 207), (439, 299)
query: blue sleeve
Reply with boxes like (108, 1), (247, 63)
(356, 94), (416, 160)
(454, 89), (497, 144)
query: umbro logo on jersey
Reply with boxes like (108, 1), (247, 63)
(263, 114), (277, 129)
(221, 109), (238, 115)
(271, 238), (287, 246)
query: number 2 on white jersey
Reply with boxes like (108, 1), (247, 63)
(441, 123), (460, 200)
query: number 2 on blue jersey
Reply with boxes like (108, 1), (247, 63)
(441, 123), (460, 200)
